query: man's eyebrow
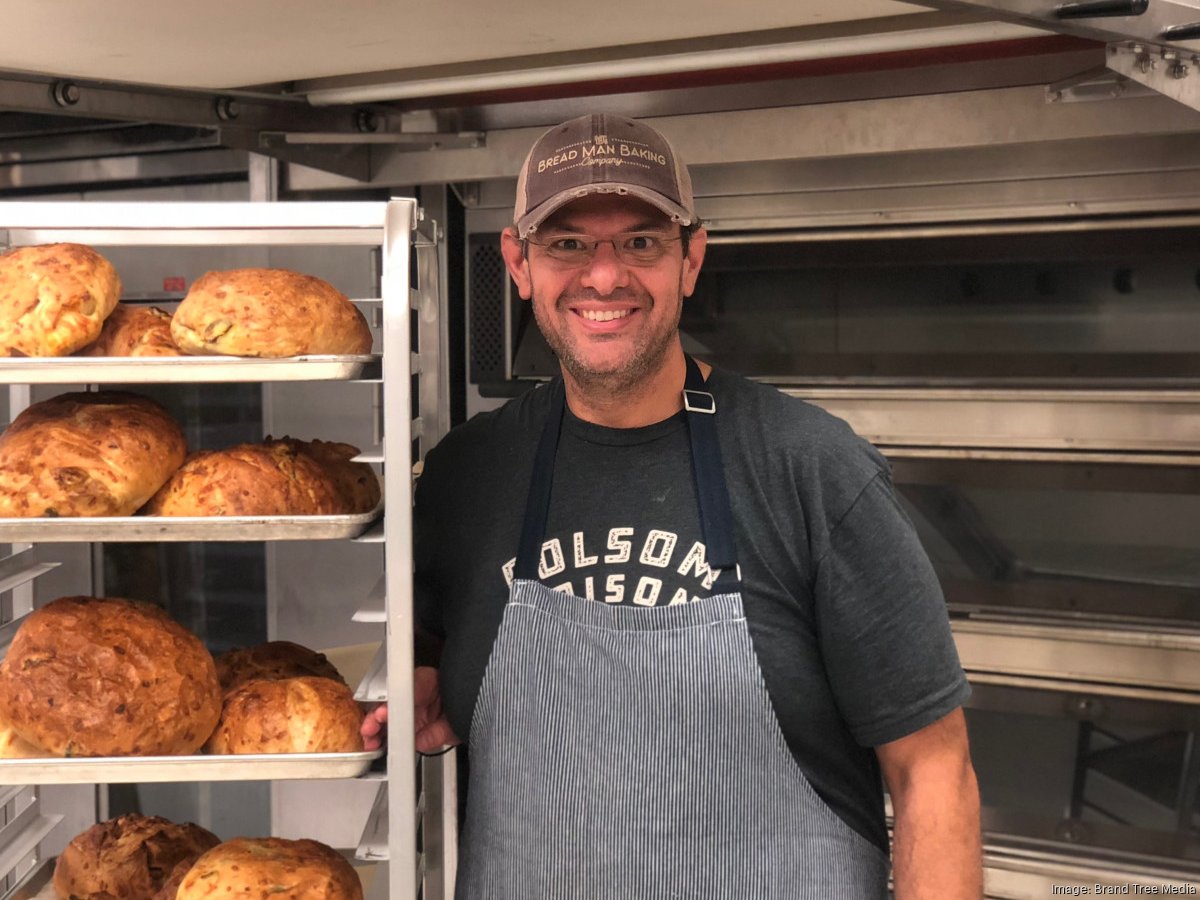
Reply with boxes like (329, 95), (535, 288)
(540, 219), (674, 234)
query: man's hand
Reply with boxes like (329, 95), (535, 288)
(414, 665), (460, 753)
(359, 666), (461, 754)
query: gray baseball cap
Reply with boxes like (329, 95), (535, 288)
(513, 113), (696, 238)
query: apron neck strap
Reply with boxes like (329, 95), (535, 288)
(515, 359), (741, 591)
(682, 356), (740, 591)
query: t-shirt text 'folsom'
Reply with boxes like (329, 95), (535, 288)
(501, 527), (722, 605)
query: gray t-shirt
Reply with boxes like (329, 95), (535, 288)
(416, 367), (969, 851)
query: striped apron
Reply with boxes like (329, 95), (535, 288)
(457, 357), (890, 899)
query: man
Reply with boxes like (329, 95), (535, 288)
(364, 113), (982, 898)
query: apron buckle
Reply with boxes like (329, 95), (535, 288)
(683, 389), (716, 414)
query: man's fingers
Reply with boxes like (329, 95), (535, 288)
(416, 716), (461, 754)
(361, 704), (388, 751)
(361, 705), (388, 736)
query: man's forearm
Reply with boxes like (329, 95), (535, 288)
(890, 756), (982, 899)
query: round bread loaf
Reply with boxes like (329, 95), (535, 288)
(0, 243), (122, 357)
(216, 641), (345, 694)
(78, 304), (180, 357)
(0, 596), (221, 757)
(52, 813), (219, 900)
(150, 853), (207, 900)
(171, 268), (371, 357)
(141, 437), (379, 517)
(205, 676), (364, 755)
(0, 712), (46, 759)
(0, 391), (187, 518)
(176, 837), (362, 900)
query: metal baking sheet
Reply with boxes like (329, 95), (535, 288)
(0, 354), (380, 384)
(0, 751), (383, 785)
(0, 505), (382, 542)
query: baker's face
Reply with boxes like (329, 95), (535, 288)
(500, 194), (706, 393)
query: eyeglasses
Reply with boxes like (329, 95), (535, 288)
(524, 232), (683, 267)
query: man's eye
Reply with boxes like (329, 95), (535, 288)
(552, 238), (587, 252)
(624, 235), (659, 251)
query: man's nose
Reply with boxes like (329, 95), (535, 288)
(578, 241), (630, 295)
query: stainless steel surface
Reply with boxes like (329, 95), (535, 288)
(790, 389), (1200, 452)
(357, 781), (389, 861)
(0, 73), (367, 133)
(304, 21), (1043, 104)
(1, 200), (389, 247)
(344, 87), (1200, 190)
(419, 752), (457, 900)
(0, 551), (56, 597)
(885, 448), (1200, 465)
(354, 643), (387, 704)
(354, 574), (386, 623)
(0, 148), (247, 194)
(382, 195), (419, 896)
(0, 507), (382, 543)
(414, 221), (451, 455)
(982, 841), (1200, 897)
(0, 752), (382, 786)
(921, 0), (1200, 53)
(0, 801), (57, 899)
(9, 858), (53, 900)
(955, 618), (1200, 692)
(1109, 41), (1200, 114)
(0, 356), (380, 385)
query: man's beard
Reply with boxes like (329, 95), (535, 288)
(530, 281), (680, 398)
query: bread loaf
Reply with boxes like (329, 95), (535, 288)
(205, 676), (364, 755)
(175, 837), (362, 900)
(216, 641), (345, 694)
(0, 596), (221, 757)
(0, 243), (121, 357)
(150, 853), (207, 900)
(171, 268), (371, 357)
(0, 391), (187, 517)
(53, 814), (219, 900)
(141, 437), (379, 517)
(0, 712), (46, 758)
(78, 304), (180, 357)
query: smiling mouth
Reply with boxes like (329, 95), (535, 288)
(577, 309), (633, 322)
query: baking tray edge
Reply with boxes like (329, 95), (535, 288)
(0, 506), (383, 542)
(0, 751), (383, 785)
(0, 355), (380, 384)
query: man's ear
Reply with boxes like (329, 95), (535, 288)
(681, 227), (707, 298)
(500, 228), (532, 300)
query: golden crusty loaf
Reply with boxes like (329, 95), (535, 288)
(53, 813), (219, 900)
(0, 243), (122, 357)
(78, 304), (180, 357)
(216, 641), (345, 694)
(0, 712), (46, 758)
(176, 837), (363, 900)
(205, 676), (364, 755)
(171, 268), (371, 357)
(141, 437), (379, 517)
(0, 391), (187, 518)
(0, 596), (221, 757)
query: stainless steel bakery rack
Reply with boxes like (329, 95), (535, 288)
(0, 199), (444, 900)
